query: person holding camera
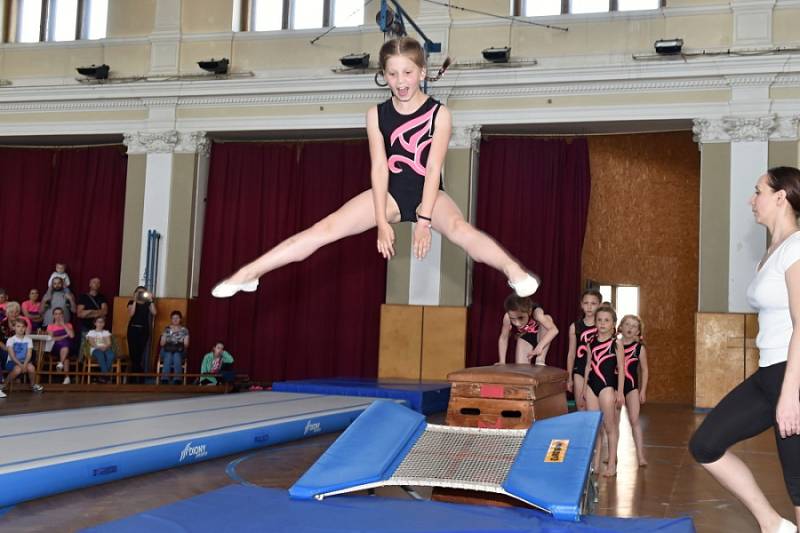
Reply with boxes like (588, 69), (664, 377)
(159, 310), (189, 384)
(127, 286), (156, 383)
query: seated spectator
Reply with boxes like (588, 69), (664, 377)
(86, 316), (115, 383)
(2, 302), (32, 336)
(43, 277), (76, 326)
(77, 277), (108, 338)
(3, 320), (43, 394)
(47, 307), (75, 385)
(200, 342), (234, 386)
(159, 311), (189, 385)
(22, 289), (43, 331)
(0, 288), (8, 321)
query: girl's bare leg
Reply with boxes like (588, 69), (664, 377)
(430, 191), (533, 288)
(515, 339), (533, 364)
(584, 386), (603, 473)
(573, 374), (587, 411)
(598, 388), (619, 476)
(625, 390), (647, 466)
(223, 190), (400, 284)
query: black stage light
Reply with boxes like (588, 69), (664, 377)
(482, 47), (511, 63)
(340, 53), (370, 68)
(654, 38), (683, 55)
(76, 64), (110, 79)
(198, 58), (229, 74)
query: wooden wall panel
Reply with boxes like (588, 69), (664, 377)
(421, 306), (467, 380)
(378, 304), (423, 379)
(584, 133), (700, 404)
(695, 313), (744, 409)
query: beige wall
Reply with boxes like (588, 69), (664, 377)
(0, 0), (742, 79)
(107, 0), (157, 37)
(119, 154), (147, 295)
(164, 153), (199, 298)
(698, 142), (730, 313)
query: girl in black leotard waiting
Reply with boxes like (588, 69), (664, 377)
(566, 289), (601, 410)
(618, 314), (649, 467)
(211, 37), (539, 301)
(582, 305), (625, 477)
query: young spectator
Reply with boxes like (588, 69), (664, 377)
(42, 277), (76, 326)
(47, 307), (75, 385)
(200, 342), (234, 386)
(4, 320), (43, 394)
(87, 316), (115, 383)
(22, 289), (43, 331)
(77, 278), (109, 338)
(0, 288), (8, 321)
(159, 311), (189, 384)
(47, 262), (71, 290)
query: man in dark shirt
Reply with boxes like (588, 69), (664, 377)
(77, 277), (109, 338)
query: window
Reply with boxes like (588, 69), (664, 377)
(235, 0), (364, 32)
(12, 0), (108, 43)
(514, 0), (663, 17)
(594, 283), (640, 325)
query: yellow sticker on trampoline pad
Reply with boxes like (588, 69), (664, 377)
(544, 439), (569, 462)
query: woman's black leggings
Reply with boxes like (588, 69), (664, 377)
(689, 362), (800, 505)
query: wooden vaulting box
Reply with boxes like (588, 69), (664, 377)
(445, 364), (568, 429)
(378, 304), (466, 381)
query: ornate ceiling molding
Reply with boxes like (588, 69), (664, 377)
(124, 130), (211, 155)
(449, 125), (482, 150)
(123, 131), (178, 154)
(692, 114), (798, 143)
(175, 131), (210, 156)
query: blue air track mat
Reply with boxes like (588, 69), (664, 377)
(83, 484), (696, 533)
(0, 392), (391, 507)
(271, 378), (451, 414)
(290, 401), (602, 521)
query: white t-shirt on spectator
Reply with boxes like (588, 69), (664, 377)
(6, 335), (33, 363)
(87, 329), (112, 349)
(747, 231), (800, 367)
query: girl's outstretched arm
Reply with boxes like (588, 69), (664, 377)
(566, 323), (577, 391)
(413, 106), (451, 260)
(366, 106), (394, 259)
(639, 345), (649, 404)
(497, 313), (511, 364)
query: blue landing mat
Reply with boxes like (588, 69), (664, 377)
(84, 484), (695, 533)
(272, 378), (451, 414)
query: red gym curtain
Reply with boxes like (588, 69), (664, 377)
(0, 146), (127, 309)
(468, 137), (592, 370)
(193, 141), (385, 383)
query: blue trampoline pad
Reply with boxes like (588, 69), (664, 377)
(83, 484), (695, 533)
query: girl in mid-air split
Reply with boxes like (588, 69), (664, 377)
(212, 36), (539, 300)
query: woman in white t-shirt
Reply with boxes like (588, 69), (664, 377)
(87, 316), (115, 383)
(690, 167), (800, 533)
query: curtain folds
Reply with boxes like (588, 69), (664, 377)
(0, 146), (127, 313)
(467, 137), (592, 370)
(193, 141), (386, 382)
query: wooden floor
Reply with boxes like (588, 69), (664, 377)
(0, 392), (794, 533)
